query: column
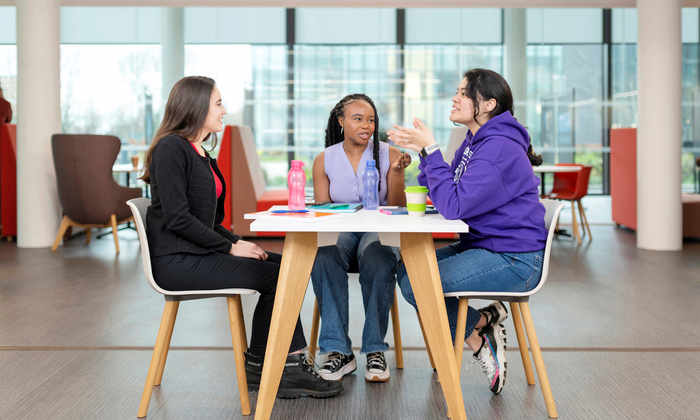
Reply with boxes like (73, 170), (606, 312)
(637, 0), (682, 250)
(16, 0), (61, 247)
(503, 8), (527, 122)
(161, 7), (185, 105)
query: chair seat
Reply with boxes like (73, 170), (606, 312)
(542, 192), (578, 201)
(160, 288), (258, 301)
(444, 291), (532, 302)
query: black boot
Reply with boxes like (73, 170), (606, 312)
(277, 353), (343, 399)
(244, 350), (263, 391)
(244, 352), (343, 399)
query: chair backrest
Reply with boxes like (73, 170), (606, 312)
(444, 198), (564, 299)
(127, 197), (257, 297)
(444, 126), (468, 163)
(52, 134), (126, 224)
(550, 163), (582, 196)
(530, 199), (565, 296)
(126, 198), (167, 296)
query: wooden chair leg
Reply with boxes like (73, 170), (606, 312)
(51, 215), (72, 251)
(390, 288), (403, 369)
(417, 311), (436, 370)
(137, 301), (179, 418)
(308, 299), (320, 362)
(85, 228), (91, 245)
(509, 302), (535, 385)
(577, 199), (592, 240)
(453, 298), (468, 371)
(570, 201), (581, 245)
(110, 214), (120, 254)
(227, 296), (251, 416)
(519, 302), (558, 418)
(154, 300), (179, 387)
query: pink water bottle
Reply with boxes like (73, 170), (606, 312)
(287, 160), (306, 210)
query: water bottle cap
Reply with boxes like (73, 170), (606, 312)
(366, 159), (376, 167)
(291, 160), (304, 168)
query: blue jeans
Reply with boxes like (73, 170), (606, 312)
(311, 232), (399, 355)
(396, 242), (544, 342)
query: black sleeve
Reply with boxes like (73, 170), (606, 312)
(214, 224), (240, 244)
(152, 140), (232, 253)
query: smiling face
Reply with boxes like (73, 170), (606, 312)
(338, 100), (376, 146)
(202, 86), (226, 134)
(449, 77), (496, 127)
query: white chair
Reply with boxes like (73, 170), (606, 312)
(127, 198), (257, 418)
(444, 199), (564, 419)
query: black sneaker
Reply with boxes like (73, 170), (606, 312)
(244, 351), (343, 399)
(473, 324), (507, 394)
(318, 352), (357, 381)
(364, 352), (390, 383)
(479, 301), (509, 331)
(277, 353), (344, 399)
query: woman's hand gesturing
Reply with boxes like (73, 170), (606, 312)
(390, 151), (412, 172)
(230, 240), (269, 260)
(387, 118), (436, 152)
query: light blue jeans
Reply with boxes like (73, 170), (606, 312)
(311, 232), (399, 355)
(396, 242), (544, 342)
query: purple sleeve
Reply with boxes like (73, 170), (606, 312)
(421, 150), (512, 221)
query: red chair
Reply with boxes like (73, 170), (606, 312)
(544, 163), (592, 244)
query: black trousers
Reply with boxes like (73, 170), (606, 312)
(151, 251), (307, 356)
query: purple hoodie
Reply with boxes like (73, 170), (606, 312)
(418, 111), (546, 253)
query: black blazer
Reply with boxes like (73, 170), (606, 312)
(146, 134), (240, 257)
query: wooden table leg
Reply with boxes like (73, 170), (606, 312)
(254, 232), (318, 420)
(401, 233), (466, 420)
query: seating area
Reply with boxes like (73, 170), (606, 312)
(2, 3), (700, 420)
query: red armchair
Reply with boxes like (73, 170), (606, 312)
(0, 123), (16, 238)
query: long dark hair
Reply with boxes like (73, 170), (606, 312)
(141, 76), (218, 183)
(324, 93), (382, 192)
(463, 68), (541, 166)
(463, 68), (514, 123)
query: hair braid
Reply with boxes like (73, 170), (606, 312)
(324, 93), (382, 193)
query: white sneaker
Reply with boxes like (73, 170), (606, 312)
(364, 352), (390, 383)
(473, 324), (507, 394)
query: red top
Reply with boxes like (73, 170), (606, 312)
(188, 141), (222, 198)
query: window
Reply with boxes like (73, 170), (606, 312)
(0, 6), (16, 124)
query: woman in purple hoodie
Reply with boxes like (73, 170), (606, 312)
(387, 68), (547, 395)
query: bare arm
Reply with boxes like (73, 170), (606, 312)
(313, 152), (331, 203)
(386, 146), (410, 206)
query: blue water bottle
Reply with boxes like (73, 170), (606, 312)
(362, 159), (379, 210)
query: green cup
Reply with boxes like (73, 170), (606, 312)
(405, 186), (429, 216)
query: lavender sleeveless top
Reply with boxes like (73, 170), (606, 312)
(324, 141), (390, 205)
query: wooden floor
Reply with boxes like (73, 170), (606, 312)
(1, 226), (699, 419)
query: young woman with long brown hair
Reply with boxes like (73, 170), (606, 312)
(142, 76), (342, 399)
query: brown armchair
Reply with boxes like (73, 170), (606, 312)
(51, 134), (141, 254)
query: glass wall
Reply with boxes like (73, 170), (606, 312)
(0, 7), (16, 124)
(612, 8), (700, 192)
(34, 6), (700, 193)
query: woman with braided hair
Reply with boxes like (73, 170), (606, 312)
(310, 94), (411, 384)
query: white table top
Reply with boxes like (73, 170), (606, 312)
(247, 206), (469, 234)
(113, 163), (144, 173)
(533, 165), (581, 173)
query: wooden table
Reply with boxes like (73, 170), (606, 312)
(533, 165), (581, 196)
(246, 207), (470, 420)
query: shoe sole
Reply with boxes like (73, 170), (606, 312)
(318, 358), (357, 381)
(491, 324), (508, 394)
(364, 370), (390, 383)
(247, 386), (342, 399)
